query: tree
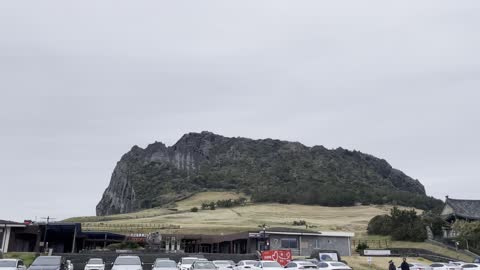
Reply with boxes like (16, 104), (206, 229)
(367, 207), (427, 242)
(367, 215), (392, 235)
(209, 201), (216, 210)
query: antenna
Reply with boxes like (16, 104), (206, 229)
(39, 216), (56, 253)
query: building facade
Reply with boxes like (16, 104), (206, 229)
(441, 196), (480, 238)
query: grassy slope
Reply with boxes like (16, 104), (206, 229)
(66, 192), (474, 262)
(70, 192), (396, 235)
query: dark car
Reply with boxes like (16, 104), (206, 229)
(28, 256), (67, 270)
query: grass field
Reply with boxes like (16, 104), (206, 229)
(70, 192), (400, 235)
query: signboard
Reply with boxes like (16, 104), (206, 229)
(363, 249), (391, 256)
(261, 250), (292, 266)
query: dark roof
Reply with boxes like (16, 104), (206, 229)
(0, 219), (24, 225)
(446, 198), (480, 220)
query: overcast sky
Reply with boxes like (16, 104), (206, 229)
(1, 1), (479, 222)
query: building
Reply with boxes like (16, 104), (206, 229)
(1, 220), (40, 253)
(156, 228), (354, 257)
(441, 196), (480, 238)
(1, 220), (125, 253)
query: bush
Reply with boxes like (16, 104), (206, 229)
(293, 220), (307, 226)
(190, 207), (198, 212)
(209, 201), (216, 210)
(356, 243), (369, 252)
(367, 207), (427, 242)
(367, 215), (392, 235)
(107, 241), (140, 250)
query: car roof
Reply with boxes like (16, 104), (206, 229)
(0, 259), (20, 262)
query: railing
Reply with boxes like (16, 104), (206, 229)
(352, 239), (391, 249)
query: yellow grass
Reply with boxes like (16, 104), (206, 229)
(76, 192), (400, 235)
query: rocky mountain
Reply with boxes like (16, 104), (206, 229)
(96, 131), (441, 216)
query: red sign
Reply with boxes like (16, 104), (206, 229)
(261, 250), (292, 266)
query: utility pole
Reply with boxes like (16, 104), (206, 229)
(40, 216), (56, 253)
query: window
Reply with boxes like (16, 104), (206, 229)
(430, 264), (444, 268)
(286, 263), (296, 268)
(462, 265), (478, 268)
(281, 238), (298, 249)
(318, 263), (329, 268)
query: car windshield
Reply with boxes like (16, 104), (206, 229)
(263, 262), (281, 268)
(299, 263), (315, 266)
(88, 259), (103, 265)
(245, 262), (256, 266)
(115, 257), (141, 265)
(194, 262), (216, 269)
(330, 263), (346, 267)
(32, 257), (61, 266)
(155, 261), (177, 268)
(182, 259), (197, 265)
(0, 261), (17, 267)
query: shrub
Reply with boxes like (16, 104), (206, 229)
(190, 207), (198, 212)
(367, 215), (392, 235)
(356, 242), (369, 252)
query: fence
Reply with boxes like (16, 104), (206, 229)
(81, 223), (180, 233)
(352, 239), (391, 249)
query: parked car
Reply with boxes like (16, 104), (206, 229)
(449, 262), (465, 267)
(316, 262), (351, 270)
(179, 258), (199, 270)
(429, 263), (461, 270)
(111, 256), (143, 270)
(29, 256), (68, 270)
(84, 258), (105, 270)
(474, 259), (480, 264)
(152, 259), (177, 270)
(191, 261), (217, 270)
(213, 261), (235, 270)
(396, 263), (432, 270)
(285, 261), (318, 270)
(0, 259), (27, 270)
(252, 261), (284, 270)
(235, 260), (257, 270)
(458, 264), (480, 269)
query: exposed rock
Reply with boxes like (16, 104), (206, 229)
(96, 131), (439, 216)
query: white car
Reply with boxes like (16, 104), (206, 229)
(191, 261), (217, 270)
(397, 263), (432, 270)
(111, 256), (143, 270)
(213, 261), (234, 270)
(0, 259), (27, 270)
(252, 261), (284, 270)
(85, 258), (105, 270)
(179, 258), (198, 270)
(152, 259), (177, 270)
(235, 260), (257, 270)
(458, 264), (480, 270)
(448, 262), (465, 267)
(429, 263), (461, 270)
(316, 261), (352, 270)
(285, 261), (318, 270)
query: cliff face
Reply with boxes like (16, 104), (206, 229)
(96, 131), (438, 216)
